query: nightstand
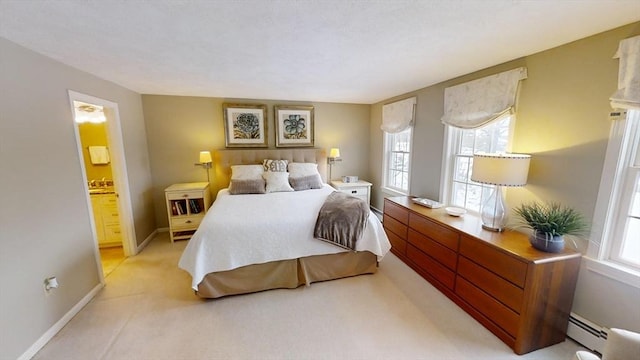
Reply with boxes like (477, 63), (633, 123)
(330, 180), (372, 206)
(165, 182), (212, 242)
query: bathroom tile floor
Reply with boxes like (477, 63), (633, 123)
(99, 246), (125, 276)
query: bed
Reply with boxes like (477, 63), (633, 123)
(178, 149), (391, 298)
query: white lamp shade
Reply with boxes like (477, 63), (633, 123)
(199, 151), (212, 163)
(329, 148), (341, 158)
(471, 153), (531, 186)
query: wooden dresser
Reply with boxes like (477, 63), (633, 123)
(383, 196), (581, 355)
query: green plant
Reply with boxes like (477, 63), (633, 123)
(513, 202), (588, 237)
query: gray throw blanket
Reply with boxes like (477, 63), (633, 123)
(314, 191), (369, 250)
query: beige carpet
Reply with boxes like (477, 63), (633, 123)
(34, 232), (585, 360)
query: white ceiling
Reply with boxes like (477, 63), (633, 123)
(1, 0), (639, 104)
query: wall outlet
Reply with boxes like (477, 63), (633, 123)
(44, 276), (59, 293)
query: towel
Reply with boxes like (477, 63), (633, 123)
(88, 146), (110, 164)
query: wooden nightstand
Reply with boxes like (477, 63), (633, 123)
(330, 180), (372, 206)
(165, 182), (212, 242)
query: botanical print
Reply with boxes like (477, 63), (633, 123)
(275, 105), (314, 147)
(223, 104), (267, 148)
(283, 114), (307, 139)
(232, 111), (261, 139)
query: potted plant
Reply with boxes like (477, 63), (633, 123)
(513, 202), (588, 253)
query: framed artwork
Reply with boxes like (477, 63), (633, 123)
(274, 105), (314, 147)
(223, 104), (268, 148)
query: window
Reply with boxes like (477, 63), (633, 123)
(383, 128), (412, 194)
(444, 116), (512, 211)
(593, 110), (640, 271)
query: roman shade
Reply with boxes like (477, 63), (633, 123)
(610, 35), (640, 110)
(381, 97), (416, 133)
(441, 67), (527, 129)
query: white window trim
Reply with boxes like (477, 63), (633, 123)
(440, 126), (455, 203)
(381, 129), (413, 196)
(589, 109), (640, 288)
(440, 116), (516, 208)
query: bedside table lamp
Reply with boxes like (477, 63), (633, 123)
(471, 153), (530, 232)
(327, 148), (342, 181)
(195, 151), (212, 182)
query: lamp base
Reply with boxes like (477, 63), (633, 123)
(480, 185), (507, 233)
(482, 224), (505, 232)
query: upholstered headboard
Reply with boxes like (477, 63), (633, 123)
(212, 148), (328, 195)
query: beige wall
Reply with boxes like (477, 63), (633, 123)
(142, 95), (371, 228)
(370, 22), (640, 331)
(0, 38), (155, 359)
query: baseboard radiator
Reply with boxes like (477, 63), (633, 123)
(567, 312), (608, 355)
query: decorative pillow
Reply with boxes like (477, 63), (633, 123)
(289, 174), (323, 191)
(228, 179), (266, 195)
(263, 159), (289, 172)
(263, 171), (294, 193)
(231, 164), (264, 180)
(288, 162), (321, 179)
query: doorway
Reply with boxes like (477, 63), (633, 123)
(68, 91), (136, 280)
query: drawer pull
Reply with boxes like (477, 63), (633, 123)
(351, 190), (357, 194)
(182, 194), (189, 198)
(185, 220), (192, 223)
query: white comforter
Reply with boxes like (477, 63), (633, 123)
(178, 185), (391, 290)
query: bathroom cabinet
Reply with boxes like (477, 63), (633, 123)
(90, 193), (122, 247)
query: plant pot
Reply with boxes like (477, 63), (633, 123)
(530, 231), (565, 253)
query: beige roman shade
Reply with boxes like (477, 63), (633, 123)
(610, 35), (640, 110)
(381, 97), (416, 133)
(441, 67), (527, 129)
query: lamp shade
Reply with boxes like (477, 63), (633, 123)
(329, 148), (341, 158)
(471, 153), (531, 186)
(199, 151), (212, 163)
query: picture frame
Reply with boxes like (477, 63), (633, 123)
(274, 105), (314, 147)
(223, 103), (268, 148)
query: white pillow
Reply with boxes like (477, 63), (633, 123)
(263, 171), (294, 193)
(288, 162), (321, 179)
(231, 165), (264, 180)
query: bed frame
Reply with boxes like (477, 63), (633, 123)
(194, 148), (378, 299)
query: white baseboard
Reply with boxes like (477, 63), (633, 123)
(18, 283), (104, 360)
(135, 229), (158, 254)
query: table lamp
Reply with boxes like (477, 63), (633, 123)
(471, 153), (531, 232)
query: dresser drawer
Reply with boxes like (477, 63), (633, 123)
(171, 215), (203, 229)
(407, 244), (456, 290)
(384, 200), (409, 224)
(458, 256), (524, 313)
(383, 214), (407, 239)
(459, 235), (528, 288)
(409, 213), (459, 251)
(408, 229), (457, 270)
(387, 229), (407, 256)
(166, 190), (203, 200)
(337, 187), (368, 196)
(456, 277), (520, 337)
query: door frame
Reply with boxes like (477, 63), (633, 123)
(68, 90), (136, 278)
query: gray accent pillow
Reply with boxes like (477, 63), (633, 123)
(290, 174), (323, 191)
(228, 179), (266, 195)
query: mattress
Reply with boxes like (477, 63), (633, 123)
(178, 184), (391, 291)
